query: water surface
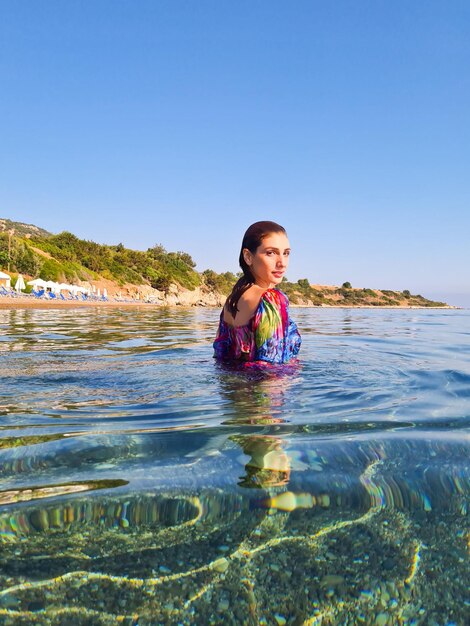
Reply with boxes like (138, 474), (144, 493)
(0, 307), (468, 625)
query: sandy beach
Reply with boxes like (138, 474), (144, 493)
(0, 295), (455, 310)
(0, 295), (164, 309)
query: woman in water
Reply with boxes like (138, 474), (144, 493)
(213, 221), (301, 364)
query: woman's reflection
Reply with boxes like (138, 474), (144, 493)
(216, 362), (300, 489)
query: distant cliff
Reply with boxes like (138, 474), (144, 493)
(0, 218), (448, 307)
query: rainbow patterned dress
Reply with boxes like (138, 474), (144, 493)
(213, 288), (301, 364)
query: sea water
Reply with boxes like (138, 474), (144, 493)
(0, 307), (468, 625)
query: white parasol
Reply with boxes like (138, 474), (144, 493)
(27, 278), (47, 290)
(14, 274), (26, 292)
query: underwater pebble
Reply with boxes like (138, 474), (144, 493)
(270, 563), (280, 572)
(0, 594), (20, 609)
(321, 574), (344, 587)
(375, 613), (388, 626)
(159, 565), (171, 574)
(212, 557), (229, 573)
(217, 545), (230, 552)
(274, 614), (287, 625)
(217, 599), (229, 611)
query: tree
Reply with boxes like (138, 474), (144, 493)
(147, 244), (167, 259)
(0, 250), (8, 266)
(176, 251), (196, 268)
(342, 281), (352, 289)
(202, 269), (218, 289)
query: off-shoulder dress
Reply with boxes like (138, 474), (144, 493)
(213, 288), (301, 364)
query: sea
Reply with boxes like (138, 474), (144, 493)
(0, 306), (468, 626)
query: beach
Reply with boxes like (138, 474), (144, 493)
(0, 296), (162, 309)
(0, 295), (456, 311)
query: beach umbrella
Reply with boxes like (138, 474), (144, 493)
(0, 271), (11, 289)
(103, 288), (108, 298)
(27, 278), (47, 289)
(14, 274), (26, 292)
(44, 280), (58, 292)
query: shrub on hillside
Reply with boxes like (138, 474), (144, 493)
(202, 270), (237, 294)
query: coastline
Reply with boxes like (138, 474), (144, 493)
(0, 297), (163, 309)
(0, 296), (458, 310)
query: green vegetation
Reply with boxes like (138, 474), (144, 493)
(1, 227), (201, 293)
(202, 270), (238, 295)
(277, 279), (447, 307)
(281, 279), (326, 306)
(0, 232), (42, 276)
(0, 217), (51, 239)
(0, 218), (449, 306)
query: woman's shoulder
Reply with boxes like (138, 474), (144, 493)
(241, 284), (267, 307)
(223, 285), (266, 327)
(262, 287), (288, 303)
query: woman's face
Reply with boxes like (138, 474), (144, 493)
(244, 232), (291, 289)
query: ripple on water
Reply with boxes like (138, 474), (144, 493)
(0, 307), (469, 624)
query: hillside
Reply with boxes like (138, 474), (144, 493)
(0, 218), (448, 307)
(280, 281), (447, 308)
(0, 218), (51, 239)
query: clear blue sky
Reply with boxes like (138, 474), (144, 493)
(1, 1), (469, 306)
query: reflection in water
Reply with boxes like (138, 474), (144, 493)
(232, 434), (291, 488)
(0, 479), (128, 506)
(216, 363), (300, 488)
(0, 308), (469, 624)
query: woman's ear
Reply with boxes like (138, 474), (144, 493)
(243, 248), (252, 266)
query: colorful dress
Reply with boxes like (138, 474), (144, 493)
(213, 288), (301, 364)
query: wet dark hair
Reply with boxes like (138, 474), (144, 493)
(226, 221), (287, 318)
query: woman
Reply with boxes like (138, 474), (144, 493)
(213, 221), (301, 364)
